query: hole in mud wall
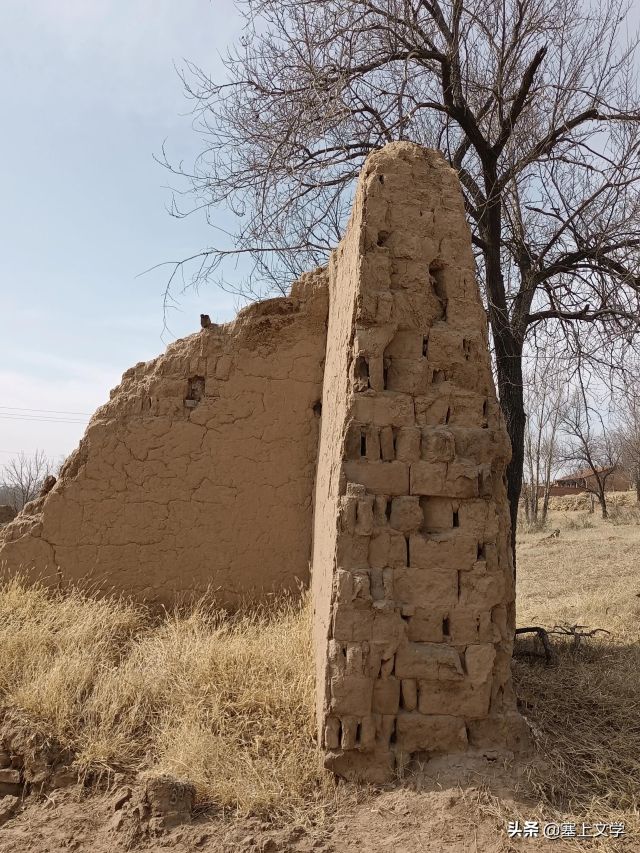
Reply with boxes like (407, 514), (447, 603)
(433, 369), (447, 384)
(445, 406), (451, 424)
(360, 430), (367, 457)
(482, 398), (489, 427)
(354, 355), (370, 391)
(442, 616), (450, 637)
(422, 335), (429, 357)
(186, 375), (205, 404)
(477, 542), (486, 559)
(429, 261), (448, 320)
(452, 509), (459, 528)
(405, 536), (410, 567)
(378, 174), (385, 184)
(388, 721), (397, 746)
(313, 400), (322, 417)
(377, 230), (389, 246)
(383, 357), (391, 389)
(385, 498), (393, 523)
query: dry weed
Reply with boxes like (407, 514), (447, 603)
(0, 580), (332, 820)
(512, 512), (640, 844)
(1, 512), (638, 840)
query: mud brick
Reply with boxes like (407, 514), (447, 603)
(337, 532), (370, 569)
(340, 716), (359, 749)
(344, 460), (409, 495)
(345, 643), (364, 674)
(385, 359), (431, 394)
(465, 643), (496, 684)
(372, 677), (401, 714)
(409, 461), (447, 495)
(401, 679), (418, 711)
(384, 331), (424, 359)
(459, 567), (506, 609)
(389, 496), (423, 533)
(448, 608), (497, 644)
(332, 606), (373, 642)
(330, 675), (374, 716)
(371, 607), (405, 643)
(368, 530), (407, 569)
(406, 608), (446, 643)
(360, 715), (377, 749)
(379, 426), (395, 460)
(364, 425), (381, 462)
(351, 392), (416, 427)
(0, 769), (20, 784)
(395, 427), (421, 462)
(394, 642), (464, 681)
(421, 428), (455, 463)
(408, 532), (476, 571)
(395, 712), (467, 753)
(418, 680), (491, 719)
(421, 497), (455, 532)
(393, 566), (458, 608)
(324, 716), (341, 749)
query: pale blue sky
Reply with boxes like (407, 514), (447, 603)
(0, 0), (244, 460)
(1, 1), (638, 464)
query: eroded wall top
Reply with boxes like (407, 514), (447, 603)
(0, 270), (328, 606)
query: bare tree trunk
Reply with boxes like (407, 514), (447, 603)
(503, 370), (526, 557)
(493, 311), (525, 559)
(541, 484), (552, 524)
(484, 182), (526, 566)
(598, 491), (608, 519)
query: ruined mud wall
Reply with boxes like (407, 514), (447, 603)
(0, 272), (328, 606)
(312, 143), (526, 782)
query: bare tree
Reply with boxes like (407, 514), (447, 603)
(522, 366), (565, 526)
(163, 0), (640, 544)
(1, 451), (54, 512)
(616, 375), (640, 501)
(559, 380), (620, 518)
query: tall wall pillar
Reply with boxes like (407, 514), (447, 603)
(312, 142), (528, 782)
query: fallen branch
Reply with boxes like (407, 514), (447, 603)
(548, 623), (611, 650)
(515, 626), (554, 664)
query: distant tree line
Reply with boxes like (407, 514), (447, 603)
(0, 451), (55, 512)
(163, 0), (640, 552)
(522, 362), (640, 524)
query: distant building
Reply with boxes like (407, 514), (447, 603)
(550, 466), (632, 496)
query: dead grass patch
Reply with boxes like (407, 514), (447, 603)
(1, 512), (638, 843)
(512, 511), (640, 845)
(0, 579), (333, 821)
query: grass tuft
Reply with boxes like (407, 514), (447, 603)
(0, 580), (332, 820)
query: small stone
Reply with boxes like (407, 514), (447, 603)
(0, 795), (18, 824)
(50, 768), (77, 789)
(108, 811), (126, 832)
(112, 785), (133, 811)
(0, 769), (20, 785)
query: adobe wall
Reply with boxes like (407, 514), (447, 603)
(311, 142), (527, 782)
(0, 271), (328, 607)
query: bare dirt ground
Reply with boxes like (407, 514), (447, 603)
(1, 505), (638, 853)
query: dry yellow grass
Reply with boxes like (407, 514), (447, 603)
(0, 583), (331, 819)
(0, 507), (638, 842)
(511, 510), (640, 844)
